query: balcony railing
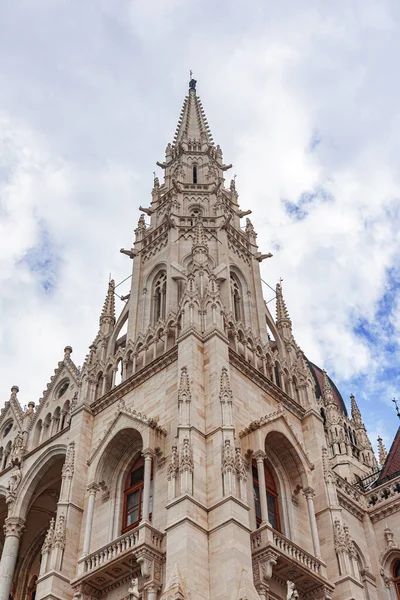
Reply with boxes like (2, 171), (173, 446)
(251, 525), (324, 576)
(73, 522), (165, 591)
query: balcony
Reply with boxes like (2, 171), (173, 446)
(251, 524), (334, 597)
(73, 522), (165, 592)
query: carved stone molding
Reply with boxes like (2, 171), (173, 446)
(252, 549), (278, 588)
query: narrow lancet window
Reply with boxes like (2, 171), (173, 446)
(230, 273), (243, 322)
(153, 271), (167, 323)
(193, 165), (197, 184)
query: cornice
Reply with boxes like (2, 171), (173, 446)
(90, 346), (178, 415)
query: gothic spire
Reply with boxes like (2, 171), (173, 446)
(172, 79), (214, 147)
(350, 393), (363, 428)
(99, 278), (116, 336)
(275, 282), (292, 325)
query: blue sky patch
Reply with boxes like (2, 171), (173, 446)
(20, 222), (60, 294)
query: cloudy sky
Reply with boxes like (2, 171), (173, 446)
(1, 0), (399, 453)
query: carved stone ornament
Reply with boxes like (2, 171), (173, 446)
(133, 547), (163, 592)
(128, 577), (140, 599)
(6, 463), (22, 505)
(10, 431), (25, 464)
(333, 519), (347, 553)
(62, 441), (75, 478)
(222, 439), (235, 475)
(253, 551), (278, 588)
(235, 446), (247, 481)
(4, 516), (25, 538)
(73, 582), (101, 600)
(167, 444), (179, 481)
(42, 518), (55, 554)
(384, 524), (395, 549)
(53, 514), (66, 549)
(179, 438), (194, 474)
(287, 580), (299, 600)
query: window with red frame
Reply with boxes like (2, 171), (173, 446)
(252, 460), (281, 531)
(122, 456), (153, 533)
(394, 561), (400, 599)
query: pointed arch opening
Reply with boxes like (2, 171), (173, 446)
(122, 455), (153, 533)
(230, 272), (243, 323)
(153, 271), (167, 324)
(394, 560), (400, 598)
(252, 459), (281, 532)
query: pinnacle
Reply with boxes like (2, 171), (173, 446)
(275, 282), (292, 325)
(377, 435), (388, 466)
(350, 393), (363, 427)
(100, 278), (116, 325)
(322, 370), (335, 405)
(172, 85), (214, 147)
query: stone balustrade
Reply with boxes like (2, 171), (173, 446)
(78, 522), (164, 577)
(365, 472), (400, 508)
(251, 524), (324, 576)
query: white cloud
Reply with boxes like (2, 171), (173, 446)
(0, 0), (399, 443)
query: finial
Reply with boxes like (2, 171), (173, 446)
(189, 73), (197, 91)
(64, 346), (72, 357)
(11, 386), (19, 396)
(392, 397), (400, 419)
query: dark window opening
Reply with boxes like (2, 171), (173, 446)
(193, 165), (198, 183)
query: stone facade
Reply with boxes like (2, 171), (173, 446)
(0, 79), (399, 600)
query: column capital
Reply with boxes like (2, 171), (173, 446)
(4, 516), (25, 538)
(142, 448), (156, 459)
(87, 482), (100, 495)
(253, 450), (266, 463)
(303, 486), (315, 499)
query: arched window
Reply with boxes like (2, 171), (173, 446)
(230, 273), (243, 322)
(393, 560), (400, 598)
(3, 420), (13, 438)
(122, 457), (153, 533)
(252, 459), (280, 531)
(153, 271), (167, 324)
(193, 165), (198, 184)
(274, 363), (281, 388)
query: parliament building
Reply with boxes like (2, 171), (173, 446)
(0, 80), (399, 600)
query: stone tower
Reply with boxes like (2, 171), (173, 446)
(0, 79), (399, 600)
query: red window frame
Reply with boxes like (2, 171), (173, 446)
(393, 561), (400, 599)
(252, 459), (281, 532)
(121, 457), (152, 534)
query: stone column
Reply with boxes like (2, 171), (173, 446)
(82, 483), (99, 556)
(254, 451), (269, 526)
(39, 422), (48, 445)
(141, 449), (154, 523)
(0, 517), (25, 600)
(303, 487), (321, 558)
(146, 586), (158, 600)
